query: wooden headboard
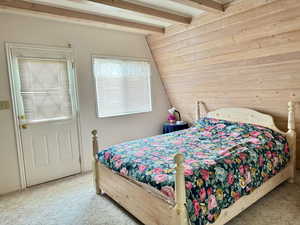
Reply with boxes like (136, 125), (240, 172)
(209, 106), (284, 135)
(195, 101), (297, 177)
(196, 101), (295, 135)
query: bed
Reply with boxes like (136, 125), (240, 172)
(91, 101), (297, 225)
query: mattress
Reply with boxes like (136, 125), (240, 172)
(98, 117), (290, 225)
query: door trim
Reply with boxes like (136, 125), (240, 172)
(5, 42), (84, 189)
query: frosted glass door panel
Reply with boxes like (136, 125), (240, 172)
(18, 59), (72, 122)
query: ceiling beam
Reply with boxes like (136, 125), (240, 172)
(0, 0), (165, 34)
(88, 0), (192, 24)
(171, 0), (224, 13)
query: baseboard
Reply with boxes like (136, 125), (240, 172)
(0, 185), (20, 197)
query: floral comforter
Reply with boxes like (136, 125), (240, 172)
(98, 118), (290, 225)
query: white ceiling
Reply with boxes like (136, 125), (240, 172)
(25, 0), (206, 27)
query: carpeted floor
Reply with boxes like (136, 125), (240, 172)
(0, 171), (299, 225)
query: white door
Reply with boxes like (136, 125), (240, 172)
(7, 44), (81, 186)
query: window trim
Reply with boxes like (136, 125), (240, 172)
(92, 55), (152, 118)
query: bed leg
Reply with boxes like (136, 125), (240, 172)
(93, 162), (101, 195)
(92, 130), (102, 195)
(286, 101), (296, 184)
(174, 154), (189, 225)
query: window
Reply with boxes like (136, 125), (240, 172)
(17, 58), (74, 123)
(93, 56), (152, 117)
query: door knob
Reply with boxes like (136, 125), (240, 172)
(19, 115), (26, 120)
(20, 124), (28, 129)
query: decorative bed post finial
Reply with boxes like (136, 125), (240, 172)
(92, 129), (97, 136)
(195, 101), (208, 121)
(288, 101), (295, 131)
(92, 129), (99, 158)
(92, 129), (101, 194)
(287, 101), (296, 184)
(174, 153), (188, 225)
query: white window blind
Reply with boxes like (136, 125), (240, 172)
(17, 58), (73, 122)
(93, 57), (152, 117)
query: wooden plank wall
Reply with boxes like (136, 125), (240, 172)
(147, 0), (300, 168)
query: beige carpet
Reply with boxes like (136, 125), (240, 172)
(0, 171), (299, 225)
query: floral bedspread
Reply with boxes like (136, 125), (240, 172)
(98, 117), (290, 225)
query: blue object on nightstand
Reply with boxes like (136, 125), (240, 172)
(163, 122), (189, 134)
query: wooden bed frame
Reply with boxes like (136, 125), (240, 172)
(91, 101), (297, 225)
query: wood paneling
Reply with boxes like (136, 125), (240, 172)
(147, 0), (300, 168)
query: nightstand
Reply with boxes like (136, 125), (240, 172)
(163, 122), (189, 134)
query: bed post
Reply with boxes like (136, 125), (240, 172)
(92, 129), (101, 194)
(196, 101), (208, 121)
(174, 153), (189, 225)
(287, 101), (296, 183)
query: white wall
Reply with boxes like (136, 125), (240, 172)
(0, 12), (170, 195)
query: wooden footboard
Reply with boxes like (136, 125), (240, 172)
(97, 162), (177, 225)
(96, 161), (293, 225)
